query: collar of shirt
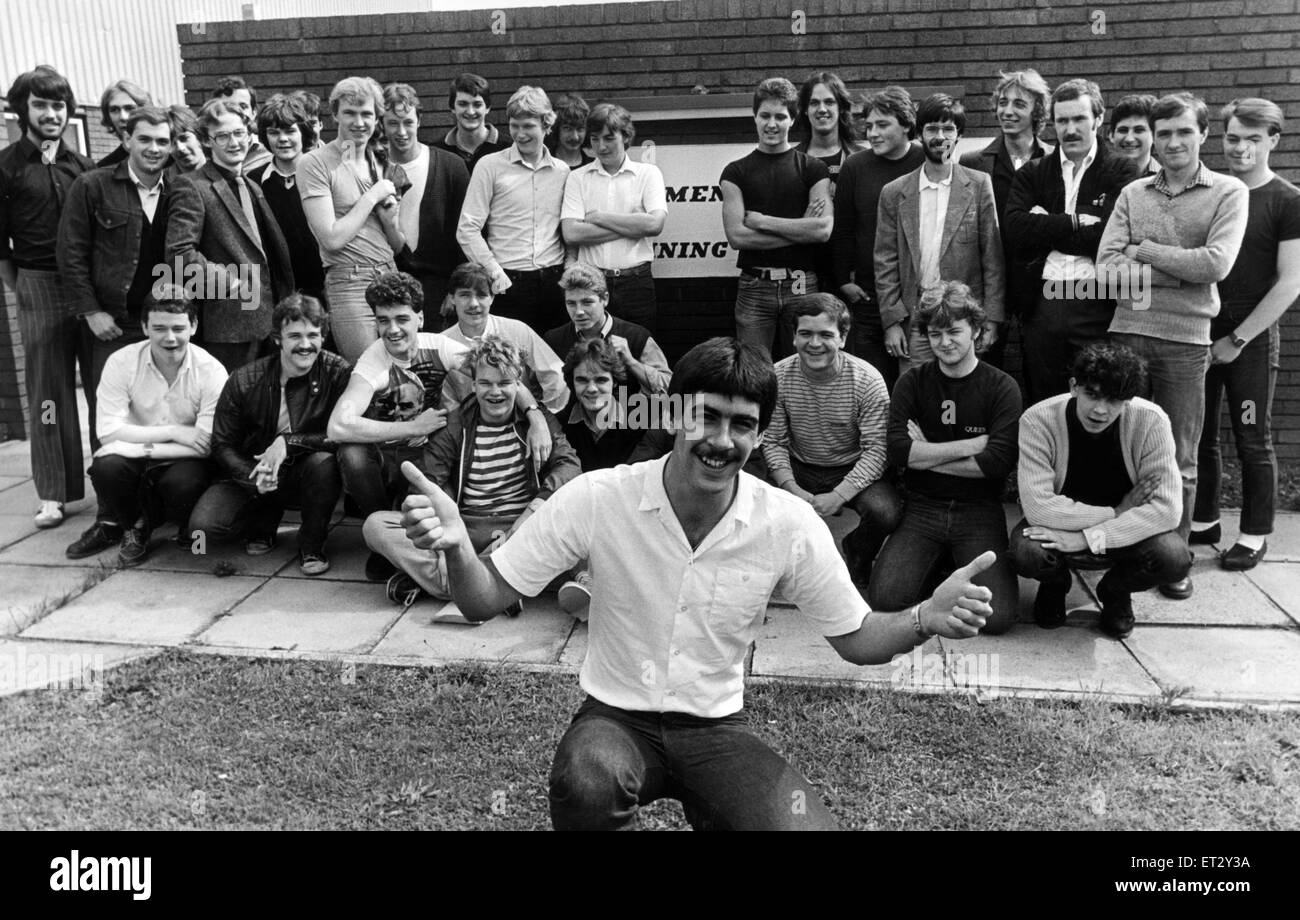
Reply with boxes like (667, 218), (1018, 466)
(267, 161), (298, 183)
(1058, 137), (1098, 175)
(144, 344), (195, 380)
(636, 455), (756, 531)
(918, 167), (954, 191)
(127, 164), (164, 196)
(507, 144), (559, 171)
(18, 134), (66, 164)
(1152, 160), (1212, 197)
(589, 155), (636, 178)
(599, 313), (614, 338)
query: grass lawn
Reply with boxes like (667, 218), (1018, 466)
(1, 651), (1297, 830)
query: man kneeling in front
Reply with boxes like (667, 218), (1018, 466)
(1013, 343), (1190, 638)
(398, 337), (997, 830)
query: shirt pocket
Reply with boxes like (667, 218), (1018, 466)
(699, 566), (772, 663)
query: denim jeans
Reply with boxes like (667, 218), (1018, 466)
(785, 457), (901, 573)
(1194, 313), (1279, 536)
(1021, 293), (1115, 406)
(548, 695), (837, 830)
(88, 455), (212, 532)
(1009, 517), (1191, 601)
(734, 270), (819, 360)
(325, 261), (395, 364)
(189, 451), (342, 555)
(845, 290), (897, 390)
(868, 493), (1017, 634)
(1110, 333), (1210, 540)
(337, 442), (424, 517)
(493, 265), (567, 336)
(606, 267), (657, 334)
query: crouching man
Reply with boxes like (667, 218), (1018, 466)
(189, 294), (352, 575)
(1012, 343), (1190, 638)
(364, 335), (579, 608)
(398, 337), (997, 830)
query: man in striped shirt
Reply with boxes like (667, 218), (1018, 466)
(362, 335), (579, 607)
(762, 293), (898, 585)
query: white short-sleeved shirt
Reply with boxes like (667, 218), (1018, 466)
(351, 332), (471, 443)
(492, 457), (868, 717)
(561, 156), (668, 270)
(95, 340), (228, 444)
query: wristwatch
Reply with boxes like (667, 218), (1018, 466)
(1230, 332), (1247, 349)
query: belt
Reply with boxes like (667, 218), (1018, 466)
(504, 265), (564, 280)
(740, 266), (808, 282)
(603, 262), (651, 278)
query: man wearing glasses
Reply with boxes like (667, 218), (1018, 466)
(875, 94), (1005, 369)
(166, 98), (295, 371)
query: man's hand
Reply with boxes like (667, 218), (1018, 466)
(884, 323), (908, 359)
(839, 282), (867, 305)
(1023, 525), (1087, 553)
(1077, 213), (1101, 227)
(252, 435), (289, 481)
(410, 408), (448, 438)
(1029, 205), (1048, 216)
(783, 482), (815, 503)
(400, 461), (470, 553)
(367, 178), (397, 206)
(743, 210), (768, 232)
(170, 426), (212, 453)
(980, 321), (1000, 352)
(525, 412), (552, 470)
(907, 419), (928, 443)
(85, 311), (123, 341)
(489, 265), (512, 295)
(922, 550), (997, 638)
(608, 334), (638, 368)
(1115, 473), (1160, 515)
(1210, 336), (1245, 365)
(810, 492), (846, 517)
(803, 197), (826, 218)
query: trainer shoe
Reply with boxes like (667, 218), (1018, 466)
(66, 521), (122, 559)
(557, 571), (592, 621)
(34, 501), (65, 529)
(244, 535), (277, 556)
(386, 571), (426, 608)
(500, 599), (523, 618)
(117, 526), (150, 568)
(299, 553), (331, 576)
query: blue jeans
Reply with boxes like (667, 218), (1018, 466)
(1110, 333), (1210, 541)
(784, 457), (901, 576)
(845, 289), (897, 390)
(325, 261), (395, 364)
(1194, 312), (1279, 536)
(338, 442), (424, 517)
(868, 493), (1017, 634)
(1009, 517), (1191, 601)
(734, 270), (819, 360)
(548, 696), (837, 830)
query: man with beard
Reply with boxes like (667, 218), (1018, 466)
(395, 336), (999, 830)
(382, 82), (470, 323)
(189, 294), (351, 575)
(1004, 79), (1138, 405)
(0, 66), (96, 530)
(875, 94), (1005, 370)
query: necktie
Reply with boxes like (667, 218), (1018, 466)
(236, 177), (264, 254)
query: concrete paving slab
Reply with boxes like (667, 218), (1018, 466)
(370, 593), (575, 663)
(0, 478), (96, 518)
(0, 522), (120, 566)
(0, 563), (110, 637)
(134, 524), (299, 577)
(0, 444), (37, 478)
(0, 514), (40, 550)
(21, 570), (263, 646)
(0, 637), (159, 698)
(1124, 627), (1300, 703)
(751, 606), (945, 687)
(1244, 563), (1300, 626)
(1014, 572), (1095, 624)
(1078, 560), (1292, 627)
(945, 625), (1162, 699)
(274, 520), (371, 582)
(1260, 512), (1300, 562)
(559, 620), (587, 670)
(0, 475), (26, 493)
(196, 579), (405, 655)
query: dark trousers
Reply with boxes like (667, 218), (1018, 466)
(1195, 314), (1279, 536)
(205, 339), (263, 374)
(88, 455), (211, 533)
(606, 267), (657, 334)
(548, 696), (837, 831)
(338, 442), (424, 517)
(492, 265), (567, 336)
(1021, 293), (1115, 406)
(786, 456), (901, 569)
(1009, 517), (1191, 601)
(868, 493), (1018, 634)
(416, 271), (449, 332)
(846, 291), (897, 391)
(15, 269), (84, 503)
(189, 451), (341, 555)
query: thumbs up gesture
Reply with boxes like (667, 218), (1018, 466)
(399, 461), (468, 553)
(923, 550), (998, 638)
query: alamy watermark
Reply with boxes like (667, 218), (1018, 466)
(0, 647), (105, 697)
(891, 647), (1001, 697)
(1042, 262), (1151, 311)
(152, 256), (260, 309)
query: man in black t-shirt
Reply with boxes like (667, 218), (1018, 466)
(720, 77), (831, 360)
(870, 281), (1021, 634)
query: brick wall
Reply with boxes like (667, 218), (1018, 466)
(172, 0), (1300, 454)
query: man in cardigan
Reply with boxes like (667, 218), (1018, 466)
(1005, 79), (1138, 405)
(1097, 92), (1248, 600)
(383, 83), (471, 325)
(1013, 344), (1189, 638)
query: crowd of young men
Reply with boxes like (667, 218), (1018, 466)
(2, 59), (1296, 830)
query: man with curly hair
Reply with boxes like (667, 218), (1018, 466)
(1013, 343), (1189, 638)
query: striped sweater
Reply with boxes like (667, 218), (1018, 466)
(763, 352), (889, 503)
(1018, 393), (1181, 554)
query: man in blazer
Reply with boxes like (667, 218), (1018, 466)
(166, 98), (294, 371)
(1004, 79), (1138, 405)
(875, 94), (1005, 369)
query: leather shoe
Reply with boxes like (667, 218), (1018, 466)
(1219, 541), (1267, 571)
(66, 521), (122, 559)
(1158, 576), (1194, 600)
(1188, 522), (1221, 545)
(117, 526), (150, 568)
(1032, 580), (1069, 629)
